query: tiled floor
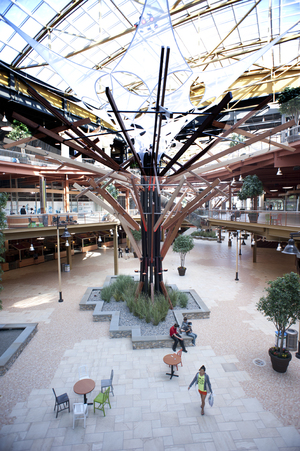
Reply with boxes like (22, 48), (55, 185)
(0, 235), (300, 451)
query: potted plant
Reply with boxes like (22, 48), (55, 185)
(172, 234), (194, 276)
(278, 87), (300, 143)
(237, 175), (264, 222)
(256, 272), (300, 373)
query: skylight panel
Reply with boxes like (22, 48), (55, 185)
(21, 17), (43, 37)
(31, 2), (56, 26)
(0, 45), (19, 63)
(5, 6), (27, 26)
(4, 33), (27, 52)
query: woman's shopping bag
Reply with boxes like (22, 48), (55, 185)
(208, 392), (214, 407)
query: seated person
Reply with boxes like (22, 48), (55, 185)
(169, 323), (187, 353)
(181, 317), (197, 346)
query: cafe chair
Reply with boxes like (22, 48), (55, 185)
(73, 402), (88, 429)
(79, 365), (89, 380)
(52, 388), (70, 418)
(93, 387), (111, 416)
(176, 349), (183, 371)
(101, 369), (114, 396)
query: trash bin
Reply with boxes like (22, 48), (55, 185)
(64, 264), (70, 272)
(286, 329), (298, 351)
(275, 331), (287, 348)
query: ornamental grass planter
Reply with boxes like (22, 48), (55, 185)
(269, 349), (292, 373)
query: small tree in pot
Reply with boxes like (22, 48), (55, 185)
(278, 87), (300, 142)
(256, 272), (300, 373)
(237, 174), (264, 222)
(172, 234), (194, 276)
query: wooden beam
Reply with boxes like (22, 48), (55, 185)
(153, 175), (186, 231)
(176, 119), (296, 174)
(131, 175), (147, 231)
(160, 92), (232, 176)
(212, 120), (295, 152)
(162, 178), (220, 230)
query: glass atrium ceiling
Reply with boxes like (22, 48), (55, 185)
(0, 0), (299, 97)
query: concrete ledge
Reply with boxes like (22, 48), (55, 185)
(79, 277), (210, 349)
(0, 323), (38, 376)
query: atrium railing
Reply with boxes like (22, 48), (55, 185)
(201, 209), (300, 228)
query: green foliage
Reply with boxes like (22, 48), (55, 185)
(0, 193), (8, 309)
(191, 230), (217, 238)
(101, 275), (172, 325)
(178, 291), (188, 308)
(7, 120), (31, 141)
(100, 285), (115, 302)
(229, 133), (245, 148)
(278, 87), (300, 124)
(106, 183), (120, 200)
(131, 229), (142, 241)
(237, 175), (264, 201)
(278, 87), (300, 104)
(257, 272), (300, 353)
(172, 234), (194, 268)
(166, 287), (188, 308)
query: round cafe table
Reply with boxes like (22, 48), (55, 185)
(163, 353), (181, 379)
(73, 378), (95, 405)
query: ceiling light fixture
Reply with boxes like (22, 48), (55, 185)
(276, 168), (282, 176)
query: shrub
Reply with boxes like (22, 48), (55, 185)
(100, 285), (114, 302)
(101, 275), (188, 325)
(178, 291), (188, 308)
(191, 230), (217, 238)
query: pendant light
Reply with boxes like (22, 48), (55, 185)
(277, 168), (282, 176)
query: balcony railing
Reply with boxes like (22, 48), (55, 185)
(200, 209), (300, 228)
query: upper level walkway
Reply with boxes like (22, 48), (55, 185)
(205, 209), (300, 240)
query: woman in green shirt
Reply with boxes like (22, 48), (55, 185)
(188, 365), (212, 415)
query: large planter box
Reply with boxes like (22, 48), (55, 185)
(19, 258), (35, 268)
(55, 250), (67, 259)
(0, 263), (9, 271)
(81, 244), (98, 252)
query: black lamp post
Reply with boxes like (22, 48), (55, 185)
(282, 232), (300, 359)
(55, 216), (71, 303)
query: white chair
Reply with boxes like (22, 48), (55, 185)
(73, 403), (88, 429)
(101, 369), (114, 396)
(78, 365), (89, 380)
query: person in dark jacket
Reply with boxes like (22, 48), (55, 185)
(188, 365), (212, 415)
(20, 205), (26, 214)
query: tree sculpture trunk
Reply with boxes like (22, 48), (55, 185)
(140, 176), (163, 294)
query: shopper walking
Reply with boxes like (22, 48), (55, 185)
(188, 365), (212, 415)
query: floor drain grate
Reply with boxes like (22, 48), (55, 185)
(253, 358), (266, 367)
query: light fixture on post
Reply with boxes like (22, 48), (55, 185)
(29, 241), (34, 252)
(281, 232), (300, 359)
(56, 218), (71, 303)
(98, 235), (102, 242)
(239, 175), (243, 182)
(276, 168), (282, 176)
(276, 242), (282, 252)
(231, 177), (236, 185)
(232, 231), (239, 280)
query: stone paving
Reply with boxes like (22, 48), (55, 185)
(0, 236), (300, 450)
